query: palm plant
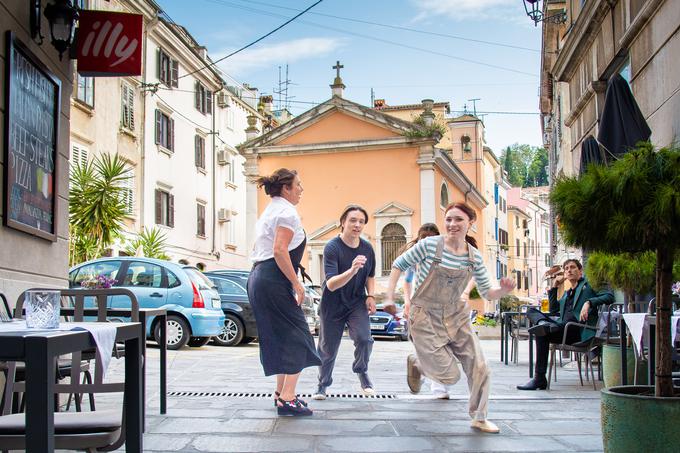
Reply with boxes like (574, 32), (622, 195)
(69, 153), (131, 266)
(123, 227), (170, 260)
(551, 142), (680, 397)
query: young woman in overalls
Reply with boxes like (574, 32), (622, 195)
(384, 202), (515, 433)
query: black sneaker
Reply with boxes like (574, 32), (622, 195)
(276, 398), (313, 416)
(357, 372), (375, 395)
(312, 384), (328, 400)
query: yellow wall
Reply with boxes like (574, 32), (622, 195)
(257, 146), (421, 246)
(276, 111), (400, 145)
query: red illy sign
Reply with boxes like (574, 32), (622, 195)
(76, 10), (143, 76)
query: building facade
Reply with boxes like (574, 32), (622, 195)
(1, 1), (75, 303)
(69, 0), (263, 271)
(539, 0), (676, 263)
(239, 79), (487, 290)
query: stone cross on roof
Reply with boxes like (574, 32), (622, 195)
(333, 60), (344, 79)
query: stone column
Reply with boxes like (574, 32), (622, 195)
(242, 151), (259, 257)
(417, 144), (436, 223)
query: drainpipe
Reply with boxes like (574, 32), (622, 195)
(211, 86), (223, 264)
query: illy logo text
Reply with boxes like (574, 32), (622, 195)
(80, 20), (139, 68)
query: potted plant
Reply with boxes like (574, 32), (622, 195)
(586, 251), (656, 387)
(551, 143), (680, 452)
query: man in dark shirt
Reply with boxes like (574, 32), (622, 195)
(313, 205), (376, 399)
(517, 259), (614, 390)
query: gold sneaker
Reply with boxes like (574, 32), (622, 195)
(471, 419), (500, 434)
(406, 354), (422, 394)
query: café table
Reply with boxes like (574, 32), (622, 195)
(500, 310), (534, 377)
(60, 307), (168, 415)
(0, 321), (142, 453)
(621, 314), (680, 386)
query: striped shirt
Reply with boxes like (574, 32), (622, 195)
(392, 236), (493, 299)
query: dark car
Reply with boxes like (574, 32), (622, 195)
(369, 304), (408, 341)
(204, 272), (257, 346)
(207, 269), (320, 341)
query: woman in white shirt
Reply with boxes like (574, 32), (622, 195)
(247, 168), (320, 417)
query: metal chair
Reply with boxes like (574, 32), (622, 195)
(508, 306), (533, 364)
(547, 322), (599, 390)
(0, 287), (140, 452)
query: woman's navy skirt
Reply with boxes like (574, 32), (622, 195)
(247, 259), (321, 376)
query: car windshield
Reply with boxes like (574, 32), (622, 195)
(184, 267), (215, 290)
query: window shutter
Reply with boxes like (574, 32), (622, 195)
(155, 189), (161, 224)
(128, 85), (135, 130)
(206, 91), (212, 114)
(200, 138), (205, 168)
(168, 194), (175, 227)
(157, 48), (162, 80)
(194, 135), (200, 167)
(171, 60), (179, 87)
(154, 110), (161, 144)
(195, 82), (201, 110)
(168, 118), (174, 151)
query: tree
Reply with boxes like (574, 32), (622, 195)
(500, 143), (547, 187)
(586, 251), (656, 311)
(69, 153), (131, 266)
(123, 227), (171, 260)
(551, 142), (680, 397)
(527, 147), (549, 186)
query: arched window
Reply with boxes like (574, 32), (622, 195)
(440, 183), (449, 208)
(381, 223), (406, 276)
(178, 259), (189, 265)
(196, 262), (206, 271)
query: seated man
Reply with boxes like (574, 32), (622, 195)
(517, 259), (614, 390)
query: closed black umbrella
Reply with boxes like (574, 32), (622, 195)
(597, 74), (651, 158)
(580, 135), (604, 175)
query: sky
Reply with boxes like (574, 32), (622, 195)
(155, 0), (544, 154)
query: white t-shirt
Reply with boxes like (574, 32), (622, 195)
(250, 197), (305, 262)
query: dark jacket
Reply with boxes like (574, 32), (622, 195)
(548, 278), (614, 342)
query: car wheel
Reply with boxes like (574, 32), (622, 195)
(187, 336), (211, 348)
(212, 314), (244, 346)
(154, 315), (190, 350)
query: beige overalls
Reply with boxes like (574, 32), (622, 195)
(408, 237), (491, 421)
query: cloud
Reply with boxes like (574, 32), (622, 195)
(411, 0), (516, 21)
(214, 37), (344, 76)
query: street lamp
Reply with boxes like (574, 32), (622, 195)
(522, 0), (567, 27)
(43, 0), (79, 60)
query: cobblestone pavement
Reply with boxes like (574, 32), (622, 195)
(72, 336), (604, 452)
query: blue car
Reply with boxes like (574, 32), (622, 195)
(369, 304), (408, 341)
(68, 257), (225, 350)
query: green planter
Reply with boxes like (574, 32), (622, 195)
(602, 344), (647, 388)
(601, 386), (680, 453)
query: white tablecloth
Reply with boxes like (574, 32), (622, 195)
(0, 320), (117, 378)
(622, 314), (680, 354)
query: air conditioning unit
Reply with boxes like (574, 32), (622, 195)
(217, 208), (231, 222)
(217, 150), (228, 165)
(217, 92), (231, 108)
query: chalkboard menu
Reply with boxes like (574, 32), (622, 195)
(3, 32), (61, 241)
